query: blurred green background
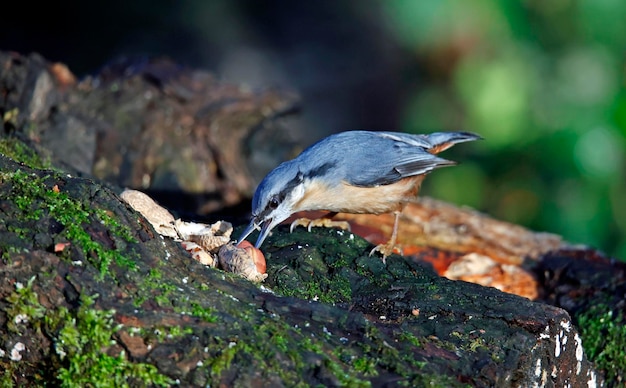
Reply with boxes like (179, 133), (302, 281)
(383, 0), (626, 260)
(2, 1), (625, 259)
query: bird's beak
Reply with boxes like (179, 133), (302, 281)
(237, 217), (274, 248)
(255, 220), (274, 248)
(237, 220), (258, 245)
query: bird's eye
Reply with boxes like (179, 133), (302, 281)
(268, 196), (280, 210)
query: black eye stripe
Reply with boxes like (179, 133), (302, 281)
(302, 162), (335, 180)
(259, 164), (328, 216)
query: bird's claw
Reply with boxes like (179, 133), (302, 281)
(369, 243), (403, 264)
(289, 217), (351, 233)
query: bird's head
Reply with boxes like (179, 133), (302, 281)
(238, 161), (306, 248)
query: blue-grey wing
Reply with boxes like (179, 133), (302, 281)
(297, 130), (464, 188)
(338, 131), (455, 187)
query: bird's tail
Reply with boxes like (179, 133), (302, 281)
(425, 132), (482, 154)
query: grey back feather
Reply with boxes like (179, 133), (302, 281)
(295, 131), (461, 187)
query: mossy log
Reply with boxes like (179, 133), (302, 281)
(0, 154), (601, 387)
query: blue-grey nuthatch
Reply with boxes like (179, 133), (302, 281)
(238, 130), (481, 258)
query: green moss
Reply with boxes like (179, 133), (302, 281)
(334, 347), (379, 377)
(266, 229), (374, 304)
(406, 373), (468, 388)
(132, 265), (219, 333)
(6, 225), (31, 239)
(190, 302), (219, 323)
(1, 170), (138, 278)
(4, 282), (172, 387)
(0, 137), (49, 169)
(244, 229), (472, 386)
(95, 208), (136, 244)
(276, 273), (352, 304)
(135, 268), (186, 308)
(201, 313), (376, 386)
(166, 325), (194, 338)
(359, 323), (466, 386)
(2, 231), (464, 387)
(467, 337), (487, 352)
(300, 337), (323, 353)
(198, 283), (211, 291)
(5, 276), (46, 333)
(0, 245), (28, 263)
(48, 294), (172, 388)
(141, 325), (194, 343)
(206, 337), (239, 380)
(352, 356), (379, 376)
(398, 331), (422, 347)
(1, 366), (14, 388)
(322, 357), (372, 387)
(576, 304), (626, 385)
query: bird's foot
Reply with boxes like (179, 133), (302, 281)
(289, 217), (351, 233)
(369, 242), (403, 264)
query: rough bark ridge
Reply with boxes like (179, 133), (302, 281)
(0, 155), (600, 387)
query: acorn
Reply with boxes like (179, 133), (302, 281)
(218, 242), (267, 282)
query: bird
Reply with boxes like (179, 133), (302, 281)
(238, 130), (481, 260)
